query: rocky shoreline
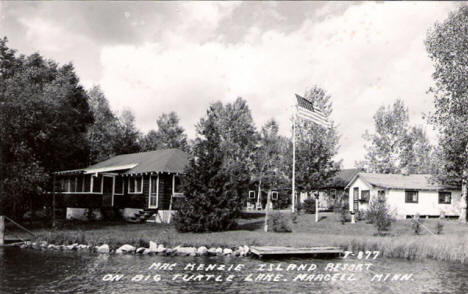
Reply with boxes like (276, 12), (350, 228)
(19, 241), (252, 257)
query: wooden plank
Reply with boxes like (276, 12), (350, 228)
(250, 246), (343, 258)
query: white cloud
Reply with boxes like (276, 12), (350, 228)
(94, 2), (456, 167)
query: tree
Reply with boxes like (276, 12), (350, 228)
(425, 6), (468, 221)
(252, 119), (283, 206)
(0, 38), (94, 218)
(113, 109), (141, 155)
(141, 112), (188, 152)
(86, 86), (121, 163)
(357, 99), (433, 174)
(174, 98), (257, 232)
(294, 86), (341, 194)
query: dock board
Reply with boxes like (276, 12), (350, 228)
(250, 246), (343, 258)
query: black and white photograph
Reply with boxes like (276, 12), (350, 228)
(0, 1), (467, 293)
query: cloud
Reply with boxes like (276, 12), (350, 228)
(2, 1), (458, 167)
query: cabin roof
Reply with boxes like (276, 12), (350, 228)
(56, 149), (189, 175)
(345, 172), (459, 191)
(322, 168), (361, 189)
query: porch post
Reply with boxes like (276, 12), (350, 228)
(52, 173), (56, 228)
(0, 215), (4, 246)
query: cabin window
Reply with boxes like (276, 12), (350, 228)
(405, 190), (418, 203)
(92, 176), (102, 193)
(128, 176), (143, 193)
(330, 189), (337, 199)
(83, 175), (91, 192)
(59, 178), (67, 192)
(173, 175), (183, 194)
(76, 175), (83, 193)
(114, 177), (124, 195)
(360, 190), (370, 202)
(438, 192), (451, 204)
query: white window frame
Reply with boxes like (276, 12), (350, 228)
(128, 176), (143, 194)
(61, 174), (102, 194)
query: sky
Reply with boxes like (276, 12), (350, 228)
(0, 1), (461, 168)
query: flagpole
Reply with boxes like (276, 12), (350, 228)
(292, 105), (296, 213)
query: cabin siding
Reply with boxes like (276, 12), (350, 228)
(348, 176), (462, 219)
(158, 174), (173, 210)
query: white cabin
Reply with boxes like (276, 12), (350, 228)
(345, 173), (462, 219)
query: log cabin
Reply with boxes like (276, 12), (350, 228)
(53, 148), (189, 223)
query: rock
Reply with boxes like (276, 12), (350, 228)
(77, 244), (88, 250)
(40, 241), (48, 248)
(223, 248), (233, 255)
(65, 243), (78, 250)
(136, 247), (146, 254)
(176, 247), (196, 256)
(115, 249), (123, 254)
(97, 244), (110, 254)
(149, 241), (158, 252)
(208, 248), (217, 255)
(197, 246), (208, 256)
(143, 249), (151, 255)
(233, 250), (241, 256)
(117, 244), (136, 253)
(47, 244), (60, 250)
(156, 244), (166, 253)
(215, 247), (223, 255)
(243, 245), (250, 254)
(165, 248), (173, 255)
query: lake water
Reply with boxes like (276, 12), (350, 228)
(1, 247), (467, 294)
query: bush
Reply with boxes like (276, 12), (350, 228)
(435, 221), (444, 235)
(337, 205), (348, 224)
(356, 209), (366, 221)
(302, 198), (316, 214)
(411, 218), (424, 235)
(267, 212), (292, 232)
(366, 193), (392, 234)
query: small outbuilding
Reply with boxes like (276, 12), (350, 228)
(345, 173), (462, 219)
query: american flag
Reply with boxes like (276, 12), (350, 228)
(295, 94), (330, 128)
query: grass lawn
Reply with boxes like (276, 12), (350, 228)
(17, 211), (468, 263)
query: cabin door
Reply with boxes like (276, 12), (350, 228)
(148, 175), (158, 209)
(102, 176), (114, 207)
(353, 187), (359, 212)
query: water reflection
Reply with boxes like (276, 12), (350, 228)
(1, 247), (467, 294)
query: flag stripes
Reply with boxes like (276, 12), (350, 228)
(295, 94), (330, 128)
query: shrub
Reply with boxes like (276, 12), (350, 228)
(267, 212), (292, 232)
(356, 209), (366, 221)
(337, 205), (348, 224)
(366, 193), (392, 234)
(302, 198), (316, 214)
(411, 218), (424, 235)
(435, 221), (444, 235)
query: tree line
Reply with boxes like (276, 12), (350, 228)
(0, 5), (466, 225)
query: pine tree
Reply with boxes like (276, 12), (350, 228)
(174, 98), (256, 232)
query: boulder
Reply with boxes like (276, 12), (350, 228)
(117, 244), (136, 253)
(156, 244), (166, 253)
(47, 244), (60, 250)
(243, 245), (250, 254)
(97, 244), (110, 254)
(77, 244), (88, 250)
(197, 246), (208, 256)
(65, 243), (78, 250)
(215, 247), (223, 255)
(136, 247), (146, 254)
(208, 248), (217, 255)
(149, 241), (158, 252)
(176, 247), (196, 256)
(223, 248), (233, 255)
(143, 249), (151, 255)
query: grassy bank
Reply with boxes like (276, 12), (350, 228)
(24, 212), (468, 263)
